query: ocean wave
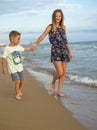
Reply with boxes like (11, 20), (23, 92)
(72, 46), (97, 51)
(67, 74), (97, 87)
(24, 56), (97, 87)
(25, 60), (97, 87)
(24, 60), (55, 75)
(93, 46), (97, 49)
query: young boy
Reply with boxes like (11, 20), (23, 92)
(2, 30), (32, 100)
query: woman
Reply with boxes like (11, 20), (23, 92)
(31, 9), (72, 97)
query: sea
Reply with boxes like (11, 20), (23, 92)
(0, 40), (97, 130)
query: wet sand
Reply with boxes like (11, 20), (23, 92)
(0, 62), (87, 130)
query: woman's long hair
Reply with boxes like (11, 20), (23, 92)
(51, 9), (65, 31)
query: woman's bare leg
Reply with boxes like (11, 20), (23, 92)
(51, 73), (59, 92)
(50, 61), (62, 91)
(51, 61), (67, 95)
(57, 62), (67, 96)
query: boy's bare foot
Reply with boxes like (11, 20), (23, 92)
(16, 95), (22, 100)
(19, 90), (23, 96)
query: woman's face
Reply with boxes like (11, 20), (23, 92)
(55, 12), (62, 24)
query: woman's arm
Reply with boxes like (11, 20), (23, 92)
(34, 25), (51, 45)
(64, 27), (73, 60)
(31, 25), (51, 50)
(66, 42), (73, 60)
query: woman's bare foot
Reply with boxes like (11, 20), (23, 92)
(57, 92), (64, 97)
(50, 82), (56, 92)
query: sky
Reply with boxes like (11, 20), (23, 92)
(0, 0), (97, 43)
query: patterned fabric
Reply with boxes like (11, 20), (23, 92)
(49, 27), (70, 62)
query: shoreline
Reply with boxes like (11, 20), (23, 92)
(26, 68), (97, 130)
(0, 61), (87, 130)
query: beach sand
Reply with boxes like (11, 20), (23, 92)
(0, 62), (87, 130)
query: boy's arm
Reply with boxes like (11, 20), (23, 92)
(24, 46), (36, 51)
(2, 58), (7, 74)
(24, 48), (31, 51)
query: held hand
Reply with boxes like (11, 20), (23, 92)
(30, 44), (37, 51)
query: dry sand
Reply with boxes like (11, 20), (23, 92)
(0, 62), (87, 130)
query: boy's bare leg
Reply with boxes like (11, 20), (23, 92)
(19, 80), (23, 96)
(15, 80), (22, 100)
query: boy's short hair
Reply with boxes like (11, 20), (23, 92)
(9, 30), (21, 41)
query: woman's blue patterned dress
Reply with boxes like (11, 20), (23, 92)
(49, 27), (70, 62)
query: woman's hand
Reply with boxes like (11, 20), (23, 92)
(69, 52), (73, 60)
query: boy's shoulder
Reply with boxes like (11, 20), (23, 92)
(4, 45), (10, 50)
(6, 44), (22, 48)
(4, 44), (22, 50)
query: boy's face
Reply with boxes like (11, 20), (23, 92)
(11, 35), (21, 45)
